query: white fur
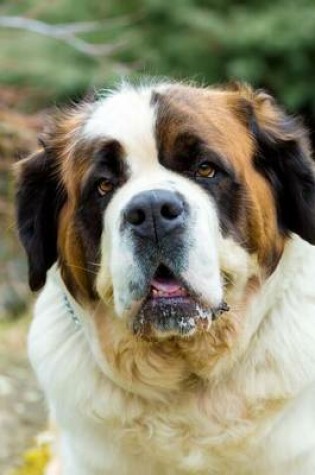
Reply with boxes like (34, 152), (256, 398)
(30, 236), (315, 474)
(84, 84), (164, 175)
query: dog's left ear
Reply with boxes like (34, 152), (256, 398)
(238, 87), (315, 244)
(15, 146), (66, 291)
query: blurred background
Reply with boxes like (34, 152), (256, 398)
(0, 0), (315, 472)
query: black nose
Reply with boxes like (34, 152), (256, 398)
(124, 189), (186, 241)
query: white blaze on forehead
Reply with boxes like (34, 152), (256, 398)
(83, 85), (162, 174)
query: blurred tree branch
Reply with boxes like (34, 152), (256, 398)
(0, 16), (127, 57)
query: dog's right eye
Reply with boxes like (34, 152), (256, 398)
(195, 161), (216, 178)
(97, 178), (114, 196)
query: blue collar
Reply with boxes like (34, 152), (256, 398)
(62, 291), (81, 329)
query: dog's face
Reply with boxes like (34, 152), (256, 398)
(16, 82), (315, 340)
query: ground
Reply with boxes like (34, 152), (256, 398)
(0, 316), (46, 474)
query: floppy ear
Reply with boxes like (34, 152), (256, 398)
(15, 147), (66, 291)
(242, 88), (315, 244)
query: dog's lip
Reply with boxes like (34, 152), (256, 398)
(127, 264), (229, 322)
(151, 277), (182, 293)
(128, 266), (230, 336)
(149, 265), (191, 299)
(150, 277), (190, 298)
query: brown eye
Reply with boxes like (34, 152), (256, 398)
(97, 179), (113, 196)
(196, 162), (216, 178)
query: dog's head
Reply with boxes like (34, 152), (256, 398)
(16, 82), (315, 340)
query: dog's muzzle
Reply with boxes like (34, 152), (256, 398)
(116, 189), (228, 337)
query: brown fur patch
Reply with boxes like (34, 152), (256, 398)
(155, 84), (286, 272)
(43, 103), (99, 301)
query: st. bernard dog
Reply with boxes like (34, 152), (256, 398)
(16, 81), (315, 475)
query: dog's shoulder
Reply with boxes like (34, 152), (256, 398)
(28, 237), (315, 474)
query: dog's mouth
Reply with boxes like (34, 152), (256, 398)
(149, 264), (190, 299)
(132, 264), (228, 337)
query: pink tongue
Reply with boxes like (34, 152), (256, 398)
(151, 278), (182, 293)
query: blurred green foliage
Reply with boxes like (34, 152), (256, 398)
(0, 0), (314, 133)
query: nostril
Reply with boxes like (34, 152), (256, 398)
(161, 202), (183, 220)
(124, 190), (186, 238)
(126, 208), (146, 226)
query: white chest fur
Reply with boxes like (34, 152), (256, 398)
(29, 236), (315, 475)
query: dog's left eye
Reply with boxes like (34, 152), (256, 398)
(97, 178), (114, 196)
(195, 162), (216, 178)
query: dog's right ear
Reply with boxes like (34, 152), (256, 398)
(15, 147), (66, 291)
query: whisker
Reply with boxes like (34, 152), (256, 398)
(88, 261), (101, 267)
(65, 263), (99, 276)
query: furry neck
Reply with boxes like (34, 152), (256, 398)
(54, 235), (315, 403)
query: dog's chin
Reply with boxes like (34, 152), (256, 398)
(132, 296), (211, 338)
(128, 265), (228, 339)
